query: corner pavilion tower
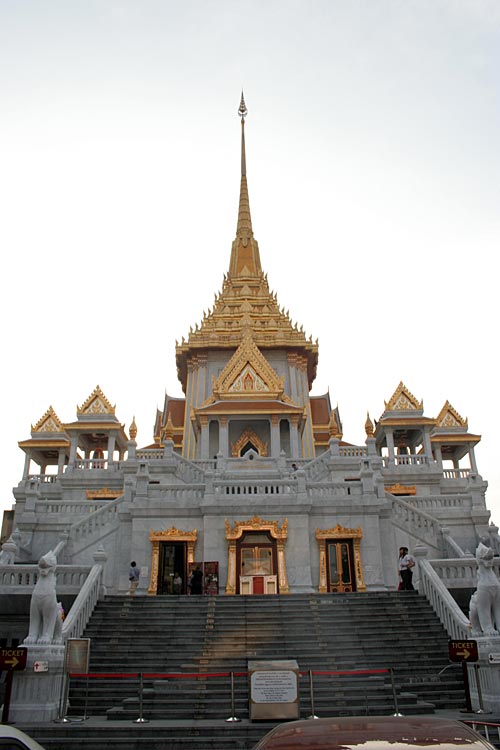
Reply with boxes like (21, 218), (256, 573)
(5, 97), (494, 599)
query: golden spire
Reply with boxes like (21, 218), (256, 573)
(229, 92), (262, 278)
(365, 412), (374, 439)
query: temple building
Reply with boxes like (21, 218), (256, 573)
(2, 96), (496, 599)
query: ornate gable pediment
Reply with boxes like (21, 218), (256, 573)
(32, 406), (64, 434)
(231, 427), (268, 457)
(77, 385), (116, 416)
(384, 382), (423, 412)
(211, 331), (288, 402)
(435, 401), (468, 431)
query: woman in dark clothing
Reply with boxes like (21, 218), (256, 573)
(190, 566), (203, 595)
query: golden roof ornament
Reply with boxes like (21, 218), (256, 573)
(329, 410), (342, 440)
(129, 416), (137, 440)
(164, 414), (175, 441)
(365, 412), (374, 438)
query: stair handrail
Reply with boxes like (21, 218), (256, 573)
(389, 494), (441, 548)
(418, 557), (471, 640)
(301, 448), (332, 481)
(68, 494), (124, 538)
(62, 562), (104, 641)
(441, 529), (467, 558)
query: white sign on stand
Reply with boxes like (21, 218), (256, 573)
(251, 671), (297, 703)
(488, 653), (500, 664)
(248, 659), (300, 721)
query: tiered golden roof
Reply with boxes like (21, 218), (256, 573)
(175, 94), (318, 391)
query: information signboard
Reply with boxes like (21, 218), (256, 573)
(65, 638), (90, 673)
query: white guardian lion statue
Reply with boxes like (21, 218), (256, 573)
(24, 550), (63, 645)
(469, 542), (500, 637)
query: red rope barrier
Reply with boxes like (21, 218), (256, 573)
(306, 668), (389, 677)
(70, 667), (389, 680)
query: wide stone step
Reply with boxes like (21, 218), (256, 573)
(66, 591), (464, 725)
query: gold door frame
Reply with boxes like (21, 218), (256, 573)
(225, 515), (289, 595)
(148, 527), (197, 595)
(315, 524), (366, 593)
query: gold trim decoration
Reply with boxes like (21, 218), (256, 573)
(435, 401), (468, 431)
(86, 488), (123, 499)
(315, 524), (366, 593)
(148, 527), (197, 596)
(231, 427), (268, 457)
(385, 483), (416, 496)
(207, 330), (292, 403)
(225, 516), (289, 595)
(32, 406), (64, 433)
(77, 385), (116, 416)
(384, 382), (423, 412)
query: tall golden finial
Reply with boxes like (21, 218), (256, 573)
(229, 92), (262, 278)
(239, 91), (248, 178)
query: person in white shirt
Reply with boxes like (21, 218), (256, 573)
(398, 546), (416, 591)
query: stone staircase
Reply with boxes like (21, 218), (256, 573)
(63, 592), (464, 721)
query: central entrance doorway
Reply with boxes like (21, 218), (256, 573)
(158, 542), (186, 595)
(238, 531), (277, 594)
(225, 515), (289, 595)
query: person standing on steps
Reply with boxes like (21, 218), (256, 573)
(190, 565), (203, 595)
(173, 571), (182, 595)
(128, 560), (140, 596)
(398, 546), (416, 591)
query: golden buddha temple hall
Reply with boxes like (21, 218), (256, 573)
(2, 96), (496, 600)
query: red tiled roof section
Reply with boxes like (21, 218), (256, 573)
(167, 399), (186, 427)
(310, 394), (331, 425)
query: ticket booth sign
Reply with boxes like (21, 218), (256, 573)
(448, 640), (478, 663)
(0, 647), (27, 671)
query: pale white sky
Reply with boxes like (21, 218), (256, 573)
(1, 1), (499, 525)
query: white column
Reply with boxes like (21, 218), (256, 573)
(433, 444), (443, 468)
(219, 416), (229, 457)
(22, 452), (31, 480)
(290, 416), (300, 458)
(469, 444), (478, 474)
(200, 417), (209, 459)
(107, 434), (116, 463)
(69, 435), (79, 465)
(386, 429), (395, 462)
(270, 415), (280, 457)
(422, 428), (433, 462)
